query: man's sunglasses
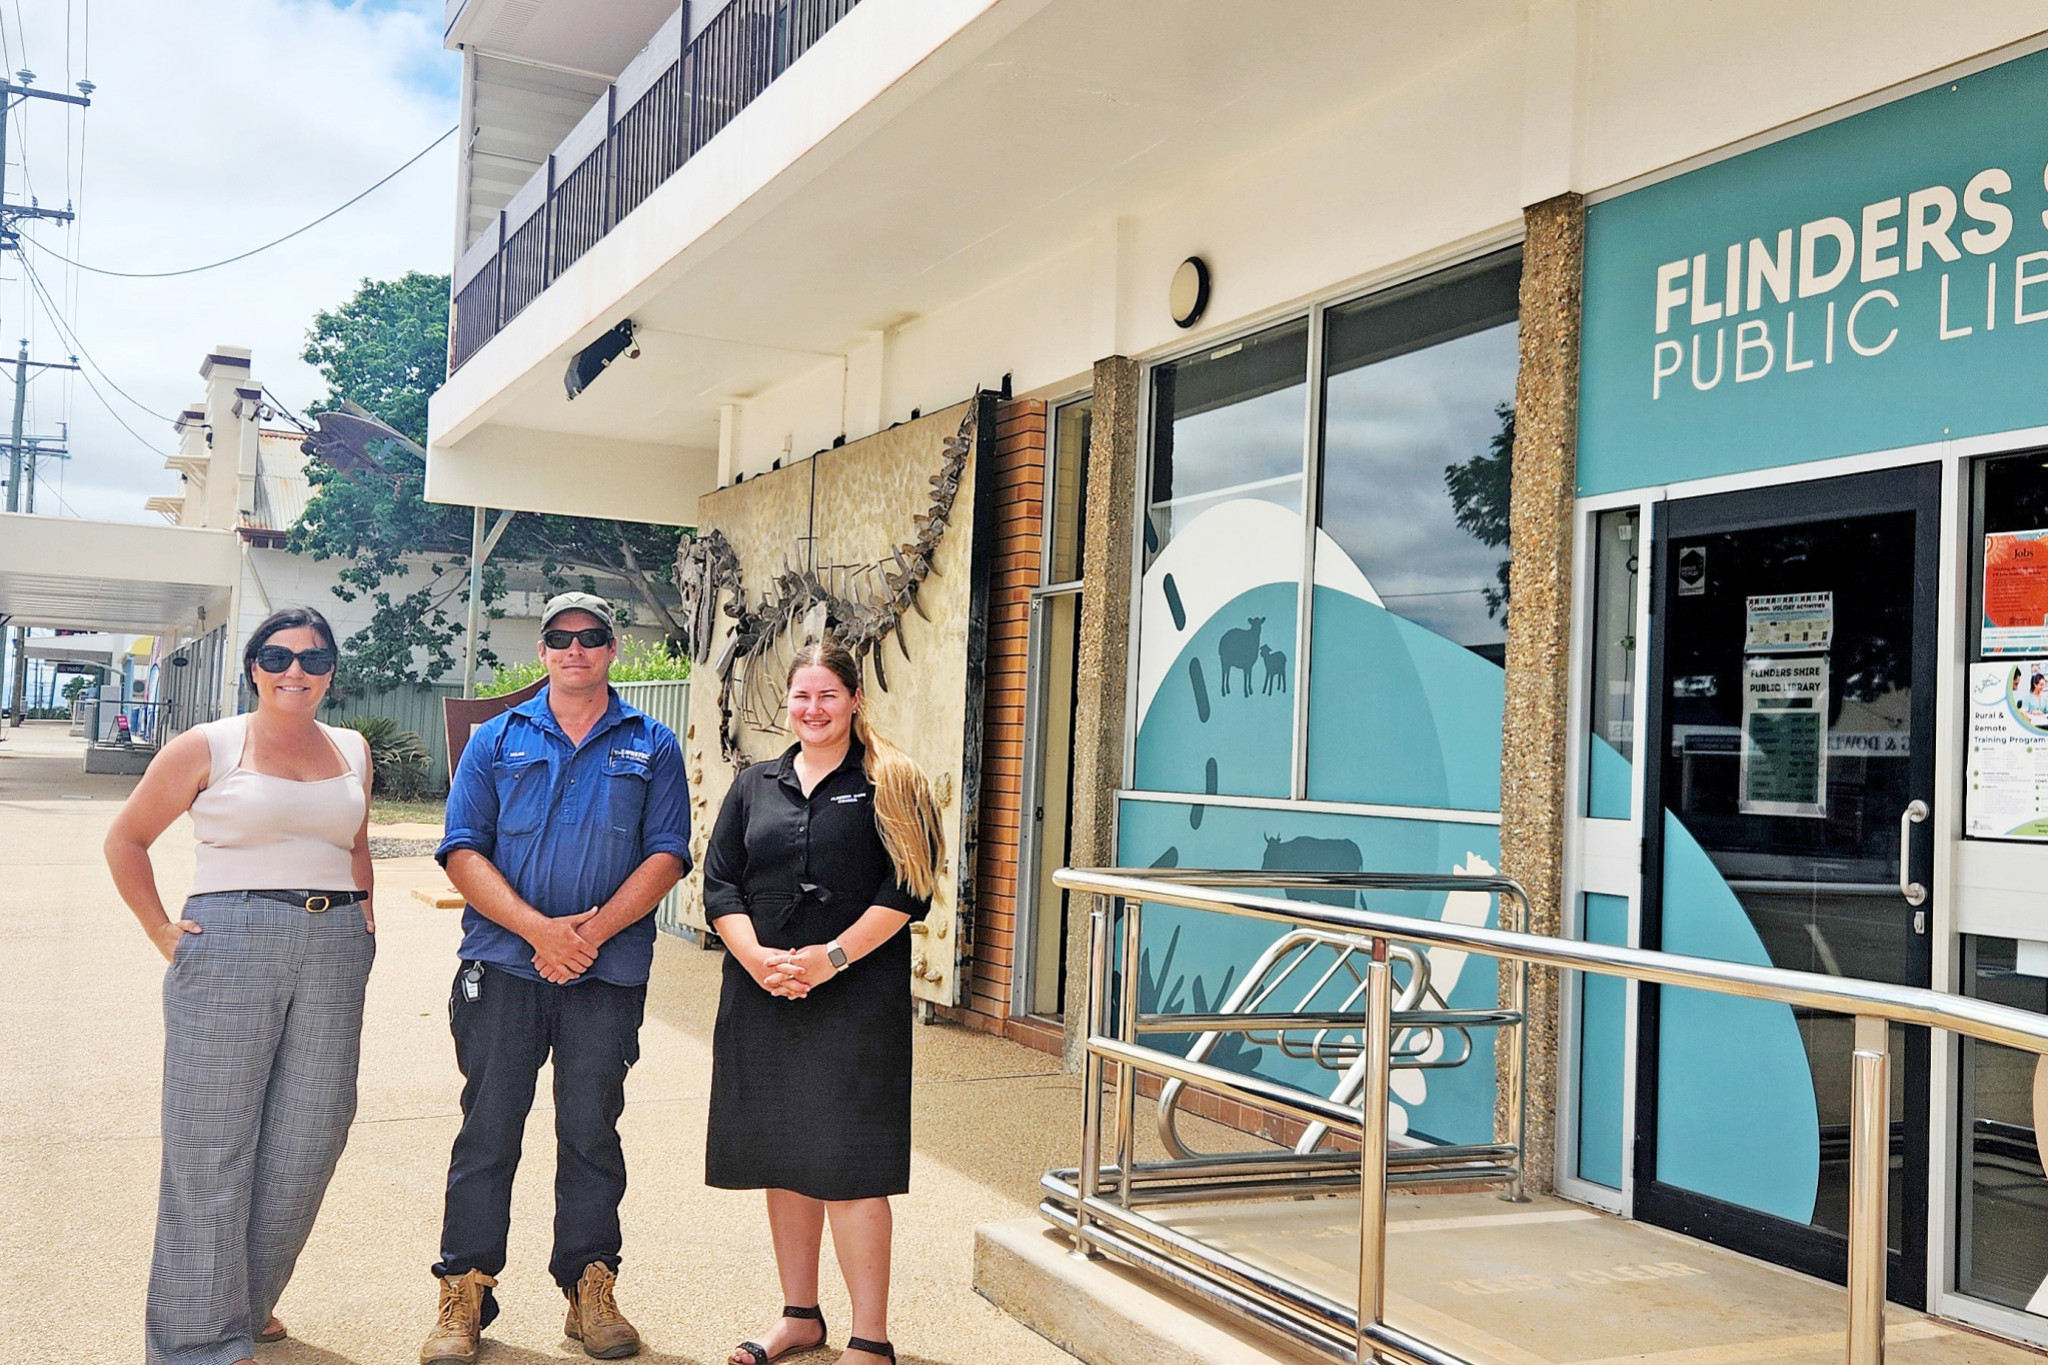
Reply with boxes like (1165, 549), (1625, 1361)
(255, 645), (337, 676)
(543, 627), (614, 650)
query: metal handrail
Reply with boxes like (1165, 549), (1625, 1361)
(1047, 864), (2048, 1365)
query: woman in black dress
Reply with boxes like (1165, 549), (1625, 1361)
(704, 638), (943, 1365)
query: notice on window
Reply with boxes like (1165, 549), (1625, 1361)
(1740, 656), (1828, 818)
(1966, 660), (2048, 840)
(1745, 592), (1834, 655)
(1983, 530), (2048, 657)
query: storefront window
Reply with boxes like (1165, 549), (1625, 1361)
(1958, 936), (2048, 1312)
(1133, 320), (1308, 799)
(1306, 253), (1521, 808)
(1967, 451), (2048, 842)
(1145, 319), (1308, 561)
(1045, 400), (1092, 587)
(1315, 256), (1520, 659)
(1586, 508), (1639, 818)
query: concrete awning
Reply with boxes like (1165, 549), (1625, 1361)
(0, 513), (238, 633)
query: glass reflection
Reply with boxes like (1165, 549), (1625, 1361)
(1959, 936), (2048, 1313)
(1047, 399), (1091, 587)
(1147, 318), (1309, 564)
(1318, 259), (1521, 661)
(1587, 508), (1641, 818)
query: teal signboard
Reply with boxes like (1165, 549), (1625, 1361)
(1580, 49), (2048, 496)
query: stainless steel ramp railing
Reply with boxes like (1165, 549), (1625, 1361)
(1039, 865), (2048, 1365)
(1153, 916), (1520, 1165)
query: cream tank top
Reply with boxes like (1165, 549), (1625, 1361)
(187, 714), (370, 895)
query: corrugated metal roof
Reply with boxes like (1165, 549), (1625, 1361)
(248, 430), (312, 533)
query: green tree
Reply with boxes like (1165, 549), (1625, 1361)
(1444, 402), (1514, 622)
(288, 274), (686, 697)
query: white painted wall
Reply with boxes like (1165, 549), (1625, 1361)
(721, 3), (2048, 483)
(432, 0), (2048, 504)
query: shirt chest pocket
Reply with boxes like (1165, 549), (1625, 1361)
(603, 752), (651, 837)
(494, 756), (551, 836)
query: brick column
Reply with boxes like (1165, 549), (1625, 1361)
(1497, 192), (1585, 1194)
(1062, 355), (1141, 1071)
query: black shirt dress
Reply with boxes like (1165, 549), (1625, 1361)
(702, 739), (931, 1201)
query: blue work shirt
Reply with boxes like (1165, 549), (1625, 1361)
(437, 686), (691, 986)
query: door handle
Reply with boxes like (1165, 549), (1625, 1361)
(1899, 799), (1929, 907)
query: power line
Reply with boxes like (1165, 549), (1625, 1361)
(18, 250), (173, 421)
(25, 124), (454, 279)
(34, 466), (78, 517)
(261, 386), (312, 433)
(17, 257), (165, 456)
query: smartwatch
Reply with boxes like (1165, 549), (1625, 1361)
(825, 940), (849, 973)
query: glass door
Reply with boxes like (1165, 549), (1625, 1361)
(1637, 464), (1938, 1306)
(1017, 398), (1090, 1018)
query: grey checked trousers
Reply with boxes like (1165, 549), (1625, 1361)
(146, 891), (375, 1365)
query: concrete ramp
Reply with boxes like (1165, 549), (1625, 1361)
(978, 1192), (2038, 1365)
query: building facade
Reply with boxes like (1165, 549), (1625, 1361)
(427, 0), (2048, 1344)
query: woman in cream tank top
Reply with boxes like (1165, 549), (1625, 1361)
(105, 606), (377, 1365)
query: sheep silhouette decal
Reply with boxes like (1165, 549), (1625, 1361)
(1218, 616), (1266, 697)
(1259, 644), (1288, 694)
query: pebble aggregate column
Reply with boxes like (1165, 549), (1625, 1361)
(1497, 192), (1585, 1193)
(1062, 355), (1140, 1071)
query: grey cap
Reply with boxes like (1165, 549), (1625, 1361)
(541, 591), (615, 632)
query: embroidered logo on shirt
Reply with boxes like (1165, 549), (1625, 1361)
(830, 792), (869, 805)
(609, 747), (651, 768)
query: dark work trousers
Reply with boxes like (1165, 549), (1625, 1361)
(432, 962), (645, 1312)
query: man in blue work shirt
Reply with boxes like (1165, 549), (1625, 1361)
(420, 593), (689, 1365)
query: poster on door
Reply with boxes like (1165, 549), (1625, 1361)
(1740, 656), (1828, 818)
(1966, 660), (2048, 840)
(1745, 592), (1834, 655)
(1983, 530), (2048, 657)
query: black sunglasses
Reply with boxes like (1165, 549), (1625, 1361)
(543, 627), (614, 650)
(255, 645), (337, 676)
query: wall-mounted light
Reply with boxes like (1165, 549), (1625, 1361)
(1170, 256), (1210, 329)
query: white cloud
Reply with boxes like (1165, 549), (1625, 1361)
(5, 0), (455, 522)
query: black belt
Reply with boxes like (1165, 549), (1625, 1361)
(244, 889), (369, 914)
(748, 881), (833, 931)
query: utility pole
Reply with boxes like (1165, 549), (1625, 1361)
(0, 71), (89, 249)
(0, 71), (88, 732)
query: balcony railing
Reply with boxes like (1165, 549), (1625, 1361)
(450, 0), (862, 372)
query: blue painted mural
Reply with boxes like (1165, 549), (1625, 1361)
(1124, 496), (1513, 1143)
(1655, 813), (1821, 1222)
(1577, 892), (1630, 1189)
(1116, 799), (1505, 1145)
(1305, 588), (1503, 811)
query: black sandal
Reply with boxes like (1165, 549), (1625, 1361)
(734, 1304), (829, 1364)
(846, 1337), (896, 1363)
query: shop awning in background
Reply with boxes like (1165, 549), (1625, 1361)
(0, 513), (237, 634)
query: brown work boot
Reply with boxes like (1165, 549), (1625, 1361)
(420, 1269), (496, 1365)
(565, 1262), (641, 1359)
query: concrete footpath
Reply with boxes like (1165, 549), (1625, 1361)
(0, 724), (1087, 1365)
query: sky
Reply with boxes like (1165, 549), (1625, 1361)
(3, 0), (457, 523)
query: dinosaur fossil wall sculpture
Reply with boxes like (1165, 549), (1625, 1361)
(673, 396), (998, 1009)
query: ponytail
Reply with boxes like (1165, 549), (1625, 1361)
(788, 637), (945, 900)
(852, 708), (944, 900)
